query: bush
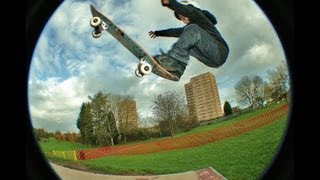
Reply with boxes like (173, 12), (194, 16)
(223, 101), (233, 116)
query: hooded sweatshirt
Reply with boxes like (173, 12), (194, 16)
(154, 0), (229, 52)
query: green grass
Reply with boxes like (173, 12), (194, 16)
(176, 101), (288, 137)
(41, 101), (290, 179)
(78, 115), (288, 179)
(39, 137), (94, 152)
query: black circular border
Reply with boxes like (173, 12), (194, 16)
(26, 0), (294, 179)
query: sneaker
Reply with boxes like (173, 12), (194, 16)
(153, 54), (179, 71)
(152, 67), (183, 81)
(153, 54), (186, 80)
(170, 69), (183, 80)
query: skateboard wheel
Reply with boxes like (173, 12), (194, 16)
(92, 30), (101, 38)
(139, 63), (152, 75)
(135, 68), (143, 77)
(90, 17), (101, 27)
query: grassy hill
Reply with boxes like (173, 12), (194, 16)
(39, 102), (290, 179)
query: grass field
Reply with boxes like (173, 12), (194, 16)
(177, 101), (288, 137)
(39, 138), (95, 152)
(40, 102), (290, 179)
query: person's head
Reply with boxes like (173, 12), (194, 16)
(174, 0), (200, 23)
(177, 14), (190, 24)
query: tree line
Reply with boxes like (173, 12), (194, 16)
(234, 62), (290, 109)
(33, 128), (79, 142)
(76, 90), (196, 146)
(34, 91), (195, 146)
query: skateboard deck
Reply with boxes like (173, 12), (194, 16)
(89, 5), (179, 81)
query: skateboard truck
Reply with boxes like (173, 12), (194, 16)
(90, 17), (108, 38)
(135, 58), (152, 77)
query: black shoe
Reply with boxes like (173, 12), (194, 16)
(153, 54), (179, 71)
(152, 68), (183, 81)
(170, 70), (183, 80)
(153, 54), (186, 80)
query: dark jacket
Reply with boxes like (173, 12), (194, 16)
(155, 0), (229, 51)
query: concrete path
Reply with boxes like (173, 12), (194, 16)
(50, 163), (227, 180)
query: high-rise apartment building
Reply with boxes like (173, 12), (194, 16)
(184, 72), (223, 122)
(118, 100), (138, 128)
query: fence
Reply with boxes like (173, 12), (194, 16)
(46, 150), (77, 160)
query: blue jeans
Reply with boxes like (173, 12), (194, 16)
(168, 24), (227, 68)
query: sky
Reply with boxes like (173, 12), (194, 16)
(28, 0), (287, 133)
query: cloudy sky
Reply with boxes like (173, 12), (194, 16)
(28, 0), (286, 133)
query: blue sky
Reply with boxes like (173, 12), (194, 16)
(28, 0), (286, 133)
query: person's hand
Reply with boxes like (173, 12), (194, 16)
(161, 0), (170, 6)
(148, 31), (158, 39)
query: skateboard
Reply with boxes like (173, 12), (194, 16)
(89, 5), (179, 81)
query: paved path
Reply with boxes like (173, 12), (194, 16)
(50, 163), (227, 180)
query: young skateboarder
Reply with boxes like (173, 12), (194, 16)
(149, 0), (229, 80)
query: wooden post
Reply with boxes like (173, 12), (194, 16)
(73, 150), (77, 160)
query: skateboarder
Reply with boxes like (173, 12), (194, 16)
(149, 0), (229, 80)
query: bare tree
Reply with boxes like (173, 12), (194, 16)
(263, 83), (274, 104)
(105, 111), (117, 146)
(109, 95), (135, 143)
(118, 98), (137, 143)
(152, 91), (186, 138)
(267, 62), (290, 101)
(235, 75), (268, 108)
(252, 75), (267, 108)
(234, 76), (254, 108)
(139, 115), (152, 128)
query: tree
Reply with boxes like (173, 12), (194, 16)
(33, 128), (54, 141)
(175, 107), (195, 132)
(152, 91), (187, 138)
(89, 91), (117, 146)
(139, 116), (154, 128)
(252, 75), (267, 108)
(235, 75), (268, 109)
(223, 101), (232, 116)
(118, 100), (137, 143)
(110, 95), (135, 144)
(234, 76), (254, 108)
(54, 130), (63, 141)
(267, 62), (290, 102)
(64, 132), (78, 142)
(76, 103), (94, 145)
(105, 111), (117, 146)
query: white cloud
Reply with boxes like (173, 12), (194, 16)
(29, 76), (89, 132)
(28, 0), (287, 132)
